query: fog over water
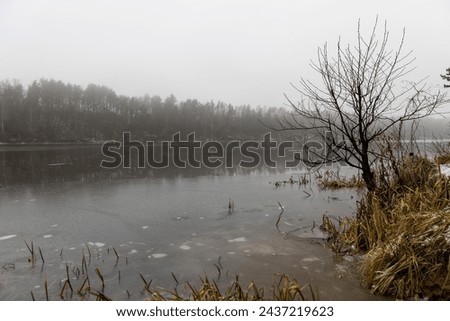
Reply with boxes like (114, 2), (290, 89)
(0, 0), (448, 107)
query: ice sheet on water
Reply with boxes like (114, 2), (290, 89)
(228, 237), (247, 243)
(88, 241), (105, 247)
(0, 234), (17, 241)
(149, 253), (167, 259)
(302, 256), (321, 262)
(179, 244), (191, 250)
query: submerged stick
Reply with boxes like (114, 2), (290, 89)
(95, 267), (105, 291)
(60, 281), (68, 300)
(38, 247), (45, 265)
(112, 247), (120, 268)
(86, 245), (92, 265)
(275, 202), (284, 229)
(139, 273), (149, 287)
(81, 251), (86, 274)
(65, 265), (73, 293)
(24, 240), (35, 266)
(139, 273), (152, 292)
(171, 272), (179, 286)
(44, 277), (49, 301)
(81, 250), (89, 277)
(77, 277), (89, 296)
(213, 263), (222, 278)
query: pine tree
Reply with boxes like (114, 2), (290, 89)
(442, 68), (450, 88)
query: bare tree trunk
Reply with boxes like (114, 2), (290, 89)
(361, 162), (376, 192)
(361, 142), (376, 191)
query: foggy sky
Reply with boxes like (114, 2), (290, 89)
(0, 0), (449, 107)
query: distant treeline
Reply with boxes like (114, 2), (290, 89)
(1, 78), (447, 144)
(0, 79), (285, 143)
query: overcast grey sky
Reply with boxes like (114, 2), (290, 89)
(0, 0), (449, 107)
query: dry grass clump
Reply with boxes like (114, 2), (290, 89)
(431, 139), (450, 165)
(321, 215), (359, 254)
(317, 170), (365, 189)
(435, 154), (450, 165)
(146, 274), (316, 301)
(361, 209), (450, 299)
(322, 155), (450, 299)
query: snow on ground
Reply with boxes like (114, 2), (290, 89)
(440, 164), (450, 176)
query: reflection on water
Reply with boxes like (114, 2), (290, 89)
(0, 144), (380, 300)
(0, 144), (293, 187)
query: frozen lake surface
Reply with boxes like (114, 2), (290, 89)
(0, 144), (379, 300)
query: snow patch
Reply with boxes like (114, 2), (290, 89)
(88, 242), (105, 247)
(302, 256), (321, 262)
(0, 234), (17, 241)
(150, 253), (168, 259)
(441, 164), (450, 176)
(228, 237), (247, 243)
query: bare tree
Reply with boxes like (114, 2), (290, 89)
(274, 19), (447, 191)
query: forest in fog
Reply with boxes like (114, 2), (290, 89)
(0, 79), (285, 143)
(0, 78), (448, 143)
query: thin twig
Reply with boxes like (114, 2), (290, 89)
(276, 201), (284, 229)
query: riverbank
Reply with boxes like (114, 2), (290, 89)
(322, 155), (450, 300)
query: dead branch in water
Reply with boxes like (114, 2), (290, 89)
(275, 202), (284, 229)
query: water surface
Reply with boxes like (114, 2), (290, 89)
(0, 144), (379, 300)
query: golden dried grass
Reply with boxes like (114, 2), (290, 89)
(322, 155), (450, 299)
(317, 170), (365, 189)
(146, 274), (316, 301)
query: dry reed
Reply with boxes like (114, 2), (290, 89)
(317, 170), (365, 189)
(146, 274), (315, 301)
(322, 154), (450, 299)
